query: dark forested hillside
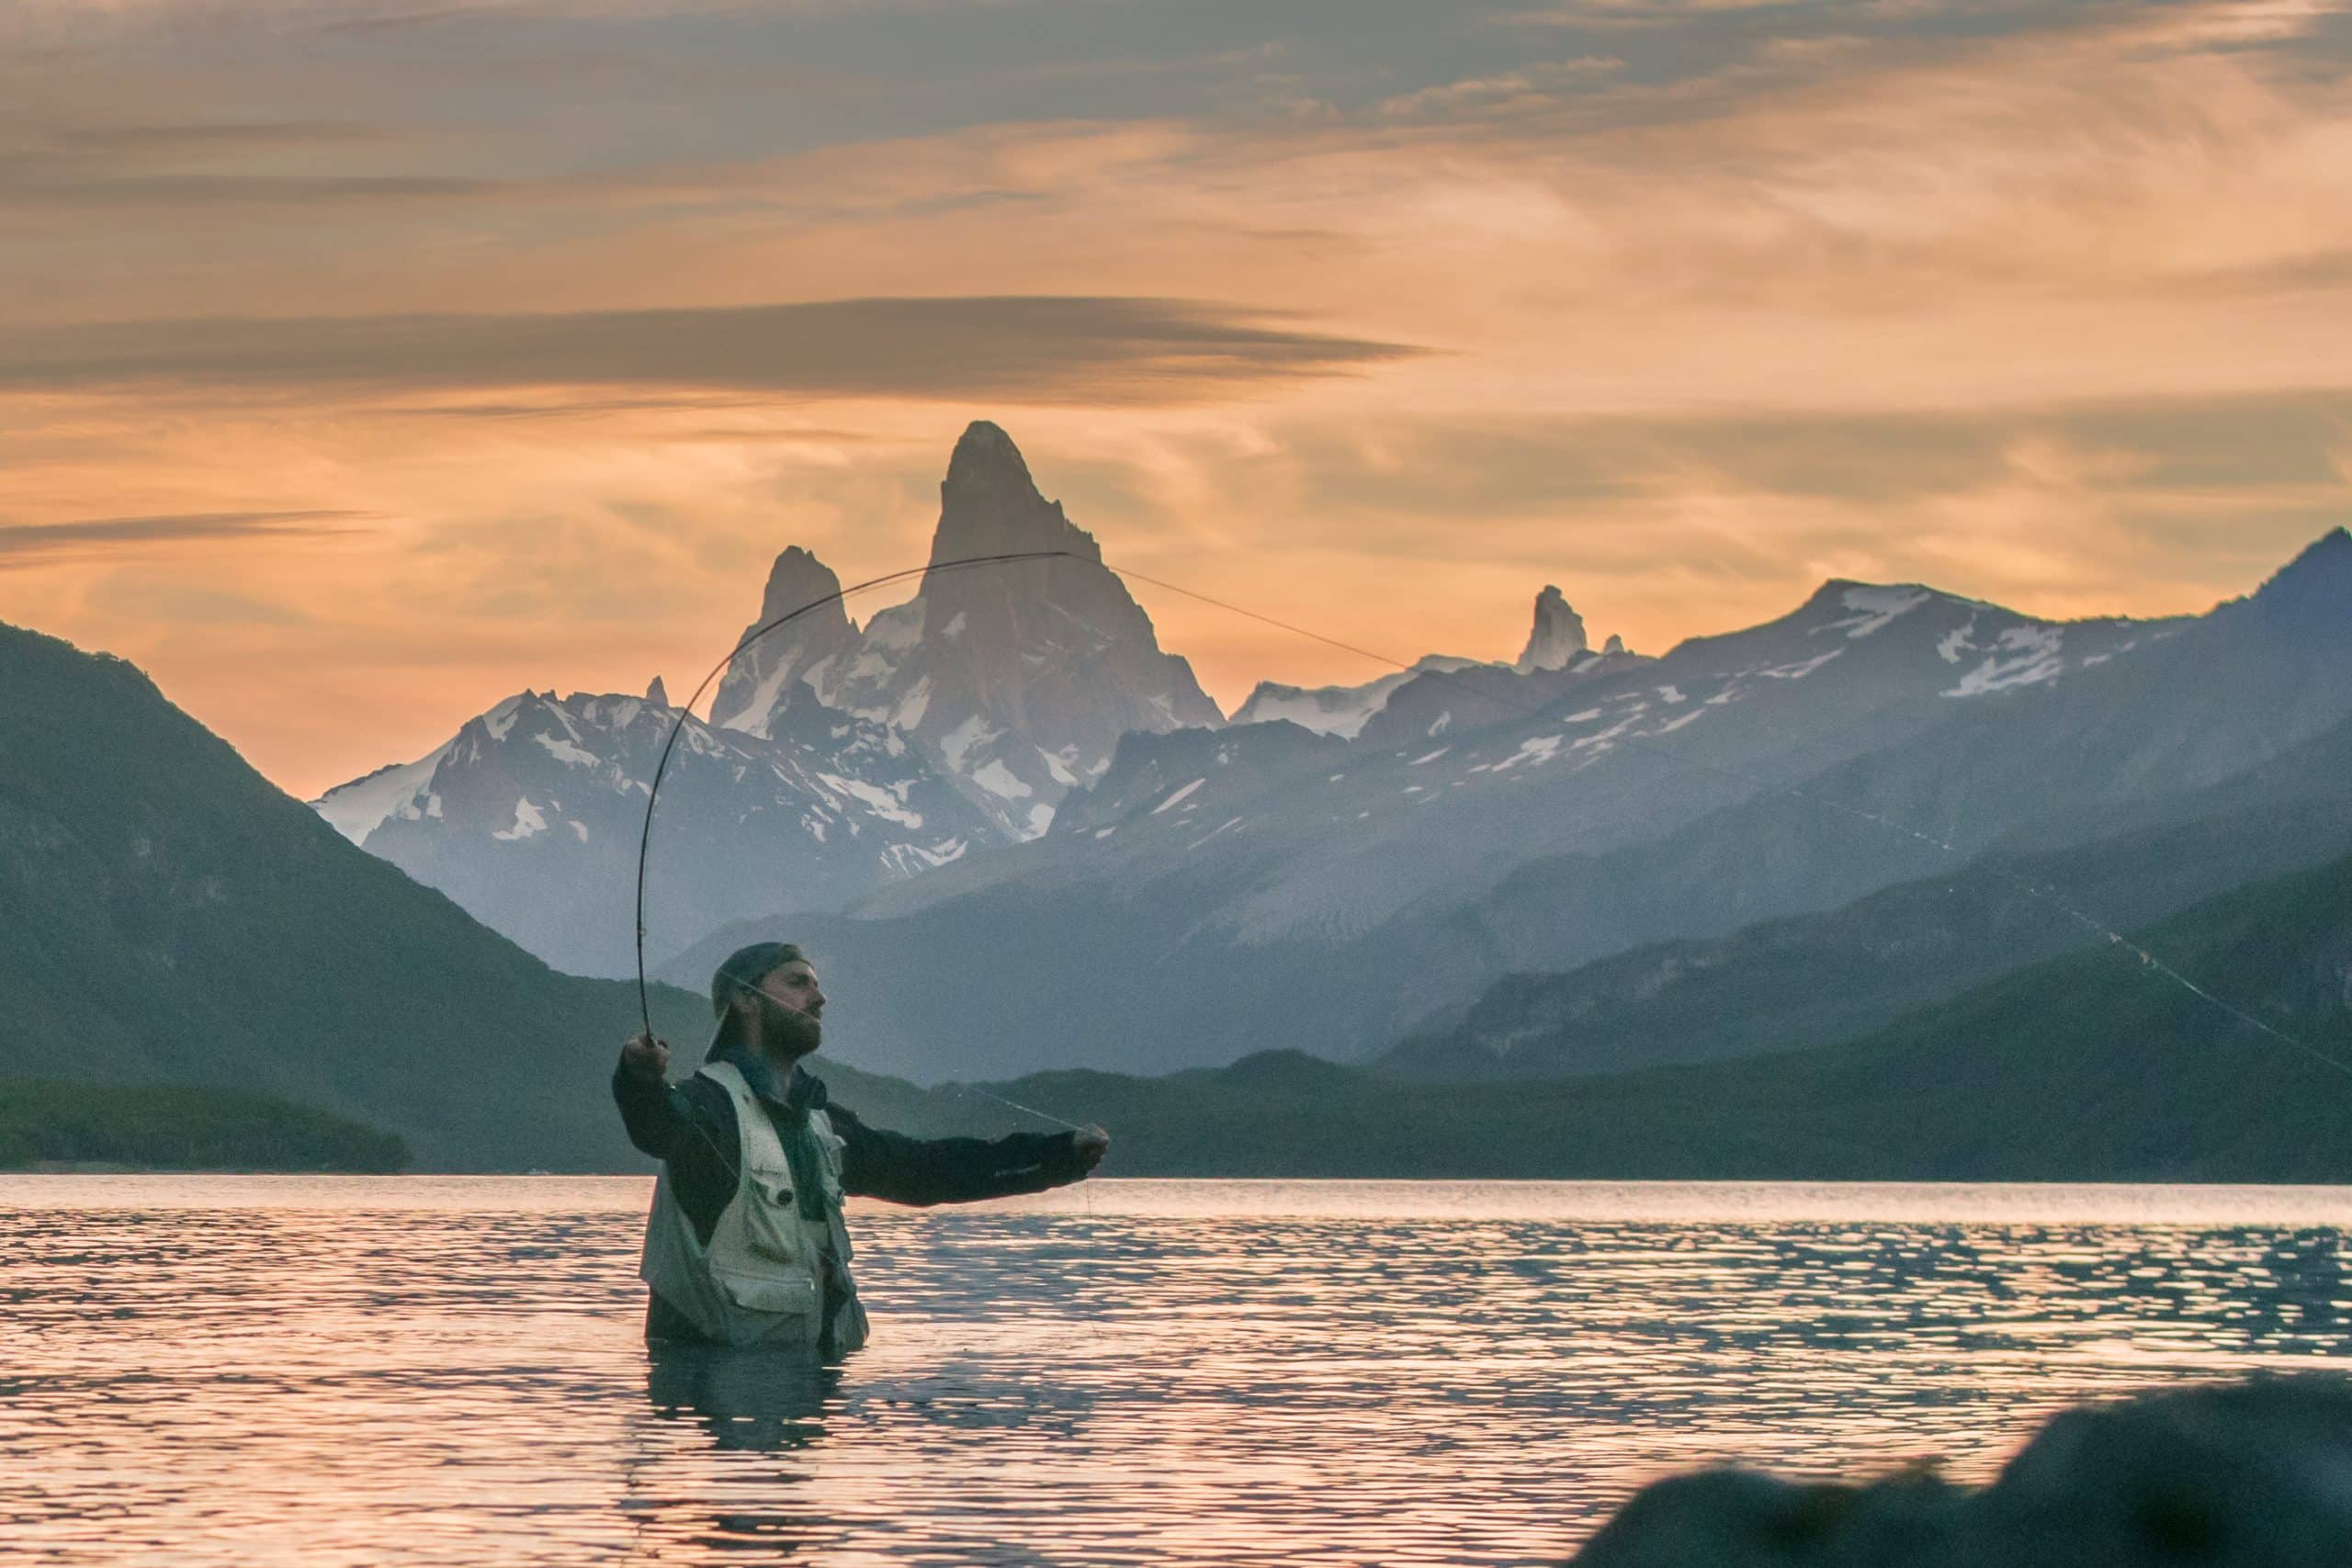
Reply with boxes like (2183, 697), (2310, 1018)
(1379, 711), (2352, 1082)
(0, 1080), (410, 1172)
(0, 620), (991, 1169)
(967, 849), (2352, 1181)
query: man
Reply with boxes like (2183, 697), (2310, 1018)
(614, 941), (1108, 1355)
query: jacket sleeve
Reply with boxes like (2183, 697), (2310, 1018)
(611, 1066), (740, 1245)
(831, 1102), (1090, 1206)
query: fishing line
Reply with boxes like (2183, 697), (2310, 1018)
(948, 1082), (1086, 1134)
(1114, 568), (2352, 1084)
(634, 550), (2352, 1111)
(633, 548), (1080, 1038)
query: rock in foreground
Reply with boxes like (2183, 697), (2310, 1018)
(1574, 1375), (2352, 1567)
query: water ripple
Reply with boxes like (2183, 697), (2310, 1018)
(2, 1178), (2348, 1564)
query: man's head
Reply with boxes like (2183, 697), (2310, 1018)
(708, 942), (826, 1064)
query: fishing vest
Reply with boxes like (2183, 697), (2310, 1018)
(639, 1061), (870, 1352)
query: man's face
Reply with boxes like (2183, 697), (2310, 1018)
(751, 958), (825, 1058)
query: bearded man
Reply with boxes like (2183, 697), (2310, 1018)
(614, 941), (1108, 1354)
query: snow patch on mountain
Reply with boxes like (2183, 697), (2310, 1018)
(1232, 656), (1483, 739)
(492, 796), (548, 841)
(973, 760), (1033, 799)
(817, 773), (923, 828)
(1154, 778), (1206, 814)
(313, 751), (443, 845)
(1947, 625), (2066, 697)
(1821, 586), (1930, 639)
(1231, 671), (1413, 739)
(481, 695), (523, 741)
(1762, 650), (1844, 681)
(533, 731), (599, 767)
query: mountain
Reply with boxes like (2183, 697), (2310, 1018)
(1377, 705), (2352, 1080)
(315, 683), (1000, 977)
(667, 532), (2352, 1087)
(1227, 589), (1617, 737)
(1445, 527), (2352, 981)
(1228, 657), (1474, 740)
(16, 583), (2349, 1179)
(949, 843), (2352, 1179)
(714, 422), (1224, 839)
(1515, 584), (1588, 672)
(0, 619), (1000, 1168)
(708, 546), (862, 738)
(0, 1080), (408, 1172)
(316, 420), (1220, 972)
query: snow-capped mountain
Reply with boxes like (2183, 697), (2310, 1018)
(314, 680), (1001, 977)
(317, 420), (1225, 970)
(668, 534), (2352, 1087)
(713, 421), (1224, 840)
(1229, 587), (1620, 739)
(710, 547), (859, 738)
(1228, 657), (1476, 740)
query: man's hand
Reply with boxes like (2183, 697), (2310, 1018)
(620, 1032), (670, 1084)
(1073, 1124), (1110, 1174)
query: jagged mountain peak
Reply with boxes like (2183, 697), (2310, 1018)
(931, 421), (1102, 568)
(756, 545), (853, 628)
(2251, 527), (2352, 600)
(1516, 585), (1589, 673)
(779, 420), (1223, 839)
(713, 544), (858, 736)
(645, 675), (669, 707)
(946, 419), (1030, 483)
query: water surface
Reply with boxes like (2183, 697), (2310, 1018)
(4, 1177), (2349, 1565)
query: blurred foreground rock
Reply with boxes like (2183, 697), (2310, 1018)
(1573, 1375), (2352, 1567)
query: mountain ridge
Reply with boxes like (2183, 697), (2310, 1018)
(664, 528), (2352, 1086)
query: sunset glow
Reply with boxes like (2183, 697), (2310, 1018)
(4, 0), (2349, 796)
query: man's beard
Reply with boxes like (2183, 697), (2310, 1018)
(760, 996), (823, 1057)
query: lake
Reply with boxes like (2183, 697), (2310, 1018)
(4, 1177), (2349, 1565)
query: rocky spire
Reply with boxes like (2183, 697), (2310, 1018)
(816, 420), (1221, 839)
(927, 419), (1102, 569)
(710, 546), (859, 736)
(645, 675), (669, 707)
(1515, 585), (1589, 673)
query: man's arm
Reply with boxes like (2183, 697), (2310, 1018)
(611, 1035), (741, 1244)
(831, 1103), (1102, 1206)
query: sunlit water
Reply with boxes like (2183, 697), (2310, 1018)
(5, 1178), (2351, 1565)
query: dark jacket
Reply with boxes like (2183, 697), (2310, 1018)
(613, 1045), (1089, 1341)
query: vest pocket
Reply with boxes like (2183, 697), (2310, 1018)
(710, 1264), (818, 1316)
(739, 1183), (805, 1268)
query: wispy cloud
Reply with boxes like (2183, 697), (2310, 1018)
(1376, 57), (1625, 117)
(2, 0), (2349, 795)
(0, 509), (370, 566)
(0, 297), (1419, 403)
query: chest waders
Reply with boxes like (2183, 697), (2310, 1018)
(639, 1062), (870, 1353)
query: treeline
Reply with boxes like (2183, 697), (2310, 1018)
(966, 848), (2352, 1182)
(0, 1079), (410, 1172)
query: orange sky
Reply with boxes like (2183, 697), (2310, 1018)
(3, 0), (2349, 798)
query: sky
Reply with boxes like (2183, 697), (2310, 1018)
(3, 0), (2350, 798)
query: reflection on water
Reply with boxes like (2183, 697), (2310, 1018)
(2, 1177), (2348, 1565)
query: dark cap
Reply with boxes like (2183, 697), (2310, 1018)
(709, 941), (806, 1019)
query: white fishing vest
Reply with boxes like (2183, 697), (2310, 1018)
(639, 1061), (869, 1352)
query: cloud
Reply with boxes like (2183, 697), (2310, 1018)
(1377, 58), (1625, 118)
(4, 0), (2351, 796)
(0, 297), (1420, 405)
(0, 509), (370, 566)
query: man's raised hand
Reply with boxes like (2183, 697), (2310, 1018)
(620, 1032), (670, 1083)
